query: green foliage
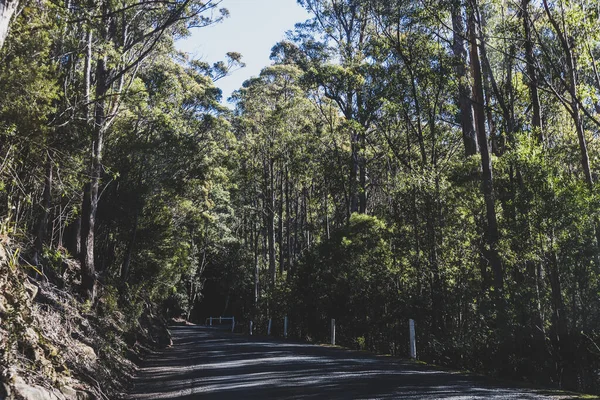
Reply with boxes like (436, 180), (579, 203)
(291, 214), (396, 350)
(4, 0), (600, 395)
(223, 0), (600, 393)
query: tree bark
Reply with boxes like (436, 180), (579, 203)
(286, 166), (291, 272)
(349, 126), (359, 217)
(278, 166), (284, 276)
(521, 0), (542, 139)
(264, 157), (276, 286)
(547, 244), (575, 389)
(252, 200), (260, 307)
(293, 192), (299, 269)
(65, 216), (81, 257)
(542, 0), (592, 188)
(80, 47), (108, 302)
(84, 30), (93, 122)
(0, 0), (18, 50)
(359, 129), (367, 214)
(451, 0), (478, 157)
(32, 154), (53, 267)
(468, 2), (503, 297)
(120, 208), (138, 280)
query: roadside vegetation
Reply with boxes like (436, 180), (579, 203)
(2, 0), (600, 397)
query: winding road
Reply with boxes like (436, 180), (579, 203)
(129, 326), (577, 399)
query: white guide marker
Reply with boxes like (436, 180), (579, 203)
(409, 319), (417, 359)
(331, 319), (336, 345)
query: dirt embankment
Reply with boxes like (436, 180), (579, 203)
(0, 241), (171, 400)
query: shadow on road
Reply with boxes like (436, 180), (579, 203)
(129, 326), (562, 399)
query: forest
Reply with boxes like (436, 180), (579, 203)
(2, 0), (600, 395)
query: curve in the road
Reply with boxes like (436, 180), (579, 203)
(129, 326), (573, 400)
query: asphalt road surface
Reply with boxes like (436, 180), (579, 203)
(129, 326), (576, 400)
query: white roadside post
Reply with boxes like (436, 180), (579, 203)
(249, 320), (253, 336)
(331, 319), (336, 345)
(209, 317), (212, 326)
(267, 318), (272, 336)
(409, 319), (417, 359)
(284, 316), (288, 338)
(231, 317), (235, 333)
(219, 316), (222, 325)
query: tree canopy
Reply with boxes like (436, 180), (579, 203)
(3, 0), (600, 394)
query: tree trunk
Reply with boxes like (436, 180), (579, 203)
(324, 176), (330, 240)
(286, 166), (291, 272)
(547, 246), (575, 389)
(426, 198), (442, 334)
(32, 154), (53, 267)
(0, 0), (18, 50)
(359, 129), (367, 214)
(521, 0), (542, 139)
(293, 192), (299, 269)
(80, 52), (107, 302)
(451, 0), (478, 156)
(265, 157), (276, 286)
(542, 0), (592, 188)
(252, 204), (260, 307)
(468, 2), (503, 297)
(120, 208), (138, 280)
(349, 128), (359, 217)
(476, 10), (512, 153)
(65, 216), (81, 257)
(84, 30), (93, 122)
(541, 0), (600, 260)
(278, 166), (284, 276)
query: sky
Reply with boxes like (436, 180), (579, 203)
(176, 0), (311, 105)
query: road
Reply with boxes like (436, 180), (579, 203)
(129, 326), (575, 400)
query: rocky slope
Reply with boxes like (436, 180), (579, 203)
(0, 240), (170, 400)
